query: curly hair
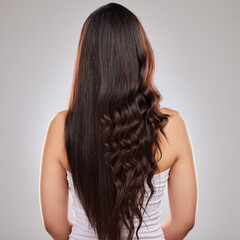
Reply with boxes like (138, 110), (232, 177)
(64, 3), (170, 240)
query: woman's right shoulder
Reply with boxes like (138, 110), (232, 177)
(159, 107), (179, 118)
(160, 108), (197, 230)
(159, 107), (187, 135)
(159, 107), (190, 163)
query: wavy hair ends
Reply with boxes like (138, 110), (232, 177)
(64, 2), (170, 240)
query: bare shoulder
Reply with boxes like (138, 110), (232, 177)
(46, 110), (68, 165)
(51, 110), (68, 123)
(159, 107), (186, 137)
(46, 110), (67, 141)
(47, 110), (68, 143)
(159, 107), (179, 116)
(159, 107), (188, 137)
(157, 107), (190, 167)
(161, 109), (197, 229)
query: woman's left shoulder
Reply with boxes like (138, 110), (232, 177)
(46, 110), (68, 163)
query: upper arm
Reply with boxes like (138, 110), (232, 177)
(39, 111), (69, 231)
(166, 112), (198, 228)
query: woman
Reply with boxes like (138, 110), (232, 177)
(40, 2), (197, 240)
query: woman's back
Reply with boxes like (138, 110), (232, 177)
(61, 108), (177, 180)
(40, 106), (197, 239)
(66, 167), (170, 239)
(61, 107), (182, 239)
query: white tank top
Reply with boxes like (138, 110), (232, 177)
(66, 167), (170, 240)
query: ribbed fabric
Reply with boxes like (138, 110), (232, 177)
(66, 167), (170, 240)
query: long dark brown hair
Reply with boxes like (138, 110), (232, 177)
(64, 2), (170, 240)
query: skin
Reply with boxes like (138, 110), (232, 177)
(159, 108), (198, 239)
(39, 110), (73, 240)
(39, 107), (198, 240)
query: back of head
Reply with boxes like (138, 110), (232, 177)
(64, 2), (170, 240)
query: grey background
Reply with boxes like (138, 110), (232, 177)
(1, 0), (239, 239)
